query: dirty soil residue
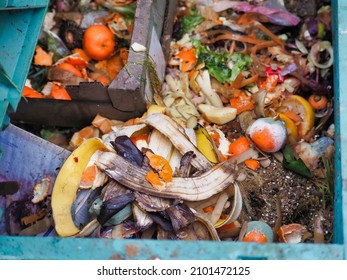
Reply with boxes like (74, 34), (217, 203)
(238, 158), (333, 242)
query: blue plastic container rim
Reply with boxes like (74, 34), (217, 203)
(0, 0), (48, 9)
(0, 0), (346, 260)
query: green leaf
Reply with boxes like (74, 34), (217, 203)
(177, 9), (204, 39)
(193, 42), (251, 84)
(282, 145), (313, 178)
(40, 129), (54, 141)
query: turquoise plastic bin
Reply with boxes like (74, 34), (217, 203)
(0, 0), (48, 130)
(0, 0), (346, 259)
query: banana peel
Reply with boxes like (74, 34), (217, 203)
(214, 182), (242, 228)
(51, 138), (107, 237)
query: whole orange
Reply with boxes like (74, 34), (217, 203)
(83, 25), (116, 61)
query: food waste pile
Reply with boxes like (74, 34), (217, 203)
(5, 0), (334, 244)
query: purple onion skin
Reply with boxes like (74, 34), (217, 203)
(55, 0), (71, 13)
(111, 136), (144, 167)
(97, 193), (135, 225)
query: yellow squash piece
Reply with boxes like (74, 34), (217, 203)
(51, 138), (107, 237)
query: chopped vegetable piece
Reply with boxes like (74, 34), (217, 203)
(308, 94), (328, 110)
(145, 170), (166, 191)
(282, 145), (313, 178)
(145, 150), (173, 183)
(193, 40), (251, 83)
(22, 86), (44, 99)
(230, 92), (255, 114)
(49, 85), (72, 100)
(177, 48), (197, 72)
(57, 62), (83, 78)
(34, 46), (53, 66)
(176, 9), (204, 39)
(245, 159), (260, 170)
(32, 177), (51, 204)
(228, 136), (250, 157)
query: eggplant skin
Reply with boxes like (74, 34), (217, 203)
(111, 136), (144, 167)
(97, 193), (135, 225)
(147, 212), (174, 232)
(166, 204), (195, 232)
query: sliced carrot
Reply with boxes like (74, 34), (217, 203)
(308, 94), (328, 110)
(177, 48), (197, 73)
(49, 85), (72, 100)
(228, 136), (250, 157)
(245, 159), (260, 170)
(240, 74), (259, 88)
(34, 46), (53, 66)
(230, 92), (254, 114)
(22, 86), (44, 98)
(57, 62), (83, 78)
(231, 73), (244, 89)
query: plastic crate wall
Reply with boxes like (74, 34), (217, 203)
(0, 0), (48, 129)
(0, 0), (346, 259)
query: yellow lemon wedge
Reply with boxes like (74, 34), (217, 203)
(278, 113), (298, 144)
(278, 95), (315, 138)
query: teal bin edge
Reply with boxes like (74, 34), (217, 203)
(0, 0), (49, 130)
(0, 0), (346, 260)
(0, 0), (48, 9)
(0, 237), (344, 260)
(333, 0), (347, 258)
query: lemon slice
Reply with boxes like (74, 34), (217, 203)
(278, 113), (298, 144)
(278, 95), (315, 137)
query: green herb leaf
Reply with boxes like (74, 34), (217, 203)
(177, 9), (204, 39)
(282, 145), (313, 178)
(193, 40), (251, 84)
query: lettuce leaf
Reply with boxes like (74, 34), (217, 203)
(193, 40), (251, 84)
(177, 9), (204, 39)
